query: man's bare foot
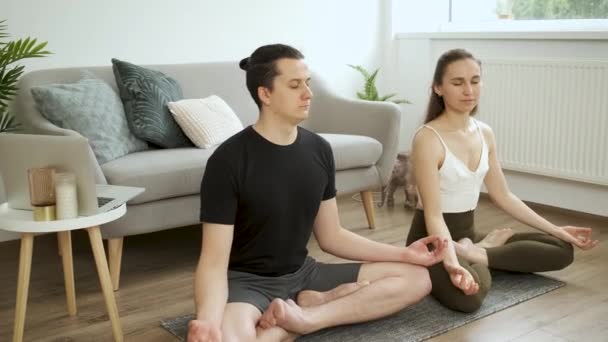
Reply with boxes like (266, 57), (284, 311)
(255, 326), (298, 342)
(296, 281), (369, 307)
(455, 238), (489, 265)
(281, 332), (298, 342)
(258, 298), (316, 335)
(476, 228), (514, 249)
(187, 320), (222, 342)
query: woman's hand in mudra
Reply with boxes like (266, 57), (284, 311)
(558, 226), (599, 250)
(444, 262), (479, 295)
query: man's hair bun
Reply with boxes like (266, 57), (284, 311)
(239, 57), (250, 71)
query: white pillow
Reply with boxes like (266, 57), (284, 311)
(167, 95), (244, 149)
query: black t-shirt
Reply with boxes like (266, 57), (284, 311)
(200, 125), (336, 276)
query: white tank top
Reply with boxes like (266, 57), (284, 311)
(416, 118), (489, 213)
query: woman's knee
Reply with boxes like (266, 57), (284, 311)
(555, 241), (574, 269)
(431, 284), (485, 313)
(442, 293), (484, 313)
(429, 265), (489, 313)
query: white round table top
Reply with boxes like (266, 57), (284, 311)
(0, 202), (126, 233)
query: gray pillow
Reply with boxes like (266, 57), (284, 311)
(112, 59), (192, 148)
(31, 71), (148, 164)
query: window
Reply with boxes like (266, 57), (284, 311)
(392, 0), (608, 34)
(451, 0), (608, 22)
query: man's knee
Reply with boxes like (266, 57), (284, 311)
(393, 265), (432, 298)
(411, 266), (432, 296)
(221, 325), (256, 342)
(221, 303), (261, 342)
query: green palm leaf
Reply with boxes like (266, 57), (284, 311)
(379, 93), (396, 101)
(0, 20), (51, 132)
(348, 63), (411, 106)
(356, 91), (367, 100)
(392, 99), (412, 104)
(347, 64), (371, 79)
(364, 69), (379, 100)
(0, 109), (21, 132)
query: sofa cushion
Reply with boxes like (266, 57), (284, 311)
(102, 134), (381, 205)
(30, 70), (148, 164)
(320, 134), (382, 171)
(167, 96), (243, 149)
(112, 58), (193, 148)
(101, 147), (215, 204)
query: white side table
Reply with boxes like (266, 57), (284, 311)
(0, 203), (127, 342)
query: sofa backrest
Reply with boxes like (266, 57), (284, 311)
(14, 61), (265, 134)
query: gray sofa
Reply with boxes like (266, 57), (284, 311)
(13, 62), (401, 290)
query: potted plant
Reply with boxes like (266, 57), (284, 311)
(0, 19), (51, 133)
(348, 64), (411, 104)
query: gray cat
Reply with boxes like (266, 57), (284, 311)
(379, 152), (417, 208)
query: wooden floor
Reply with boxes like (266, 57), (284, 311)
(0, 194), (606, 342)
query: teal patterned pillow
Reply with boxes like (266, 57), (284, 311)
(112, 59), (192, 148)
(31, 71), (148, 164)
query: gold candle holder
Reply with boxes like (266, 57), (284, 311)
(33, 205), (56, 221)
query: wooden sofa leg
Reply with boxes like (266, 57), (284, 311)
(360, 191), (376, 229)
(107, 238), (123, 291)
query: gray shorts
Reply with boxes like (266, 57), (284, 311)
(227, 257), (362, 312)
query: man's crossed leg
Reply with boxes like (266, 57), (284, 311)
(188, 260), (431, 342)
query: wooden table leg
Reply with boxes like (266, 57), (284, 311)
(58, 231), (77, 316)
(360, 190), (377, 229)
(87, 226), (123, 342)
(13, 233), (34, 342)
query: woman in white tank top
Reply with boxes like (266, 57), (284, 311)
(406, 49), (599, 313)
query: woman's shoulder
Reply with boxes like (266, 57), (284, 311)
(473, 118), (494, 137)
(412, 124), (444, 152)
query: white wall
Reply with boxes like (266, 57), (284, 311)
(392, 33), (608, 216)
(4, 0), (386, 97)
(392, 0), (448, 33)
(0, 0), (390, 242)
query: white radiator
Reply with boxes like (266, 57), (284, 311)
(479, 59), (608, 186)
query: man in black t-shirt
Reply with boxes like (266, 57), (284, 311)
(188, 44), (449, 342)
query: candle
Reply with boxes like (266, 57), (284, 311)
(27, 167), (56, 206)
(55, 172), (78, 219)
(28, 167), (57, 221)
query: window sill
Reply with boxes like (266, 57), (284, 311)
(395, 19), (608, 40)
(395, 31), (608, 40)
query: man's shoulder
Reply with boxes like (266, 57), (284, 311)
(209, 126), (251, 163)
(299, 126), (331, 150)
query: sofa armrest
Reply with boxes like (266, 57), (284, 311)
(308, 76), (401, 186)
(31, 122), (108, 185)
(13, 79), (107, 184)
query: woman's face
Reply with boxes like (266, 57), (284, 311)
(434, 58), (481, 115)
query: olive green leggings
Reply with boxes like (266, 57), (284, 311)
(406, 209), (573, 313)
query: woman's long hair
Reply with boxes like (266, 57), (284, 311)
(424, 49), (481, 123)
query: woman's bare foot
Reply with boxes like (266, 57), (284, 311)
(455, 238), (489, 265)
(258, 298), (316, 335)
(296, 281), (369, 307)
(476, 228), (515, 248)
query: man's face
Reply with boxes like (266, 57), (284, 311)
(259, 58), (313, 123)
